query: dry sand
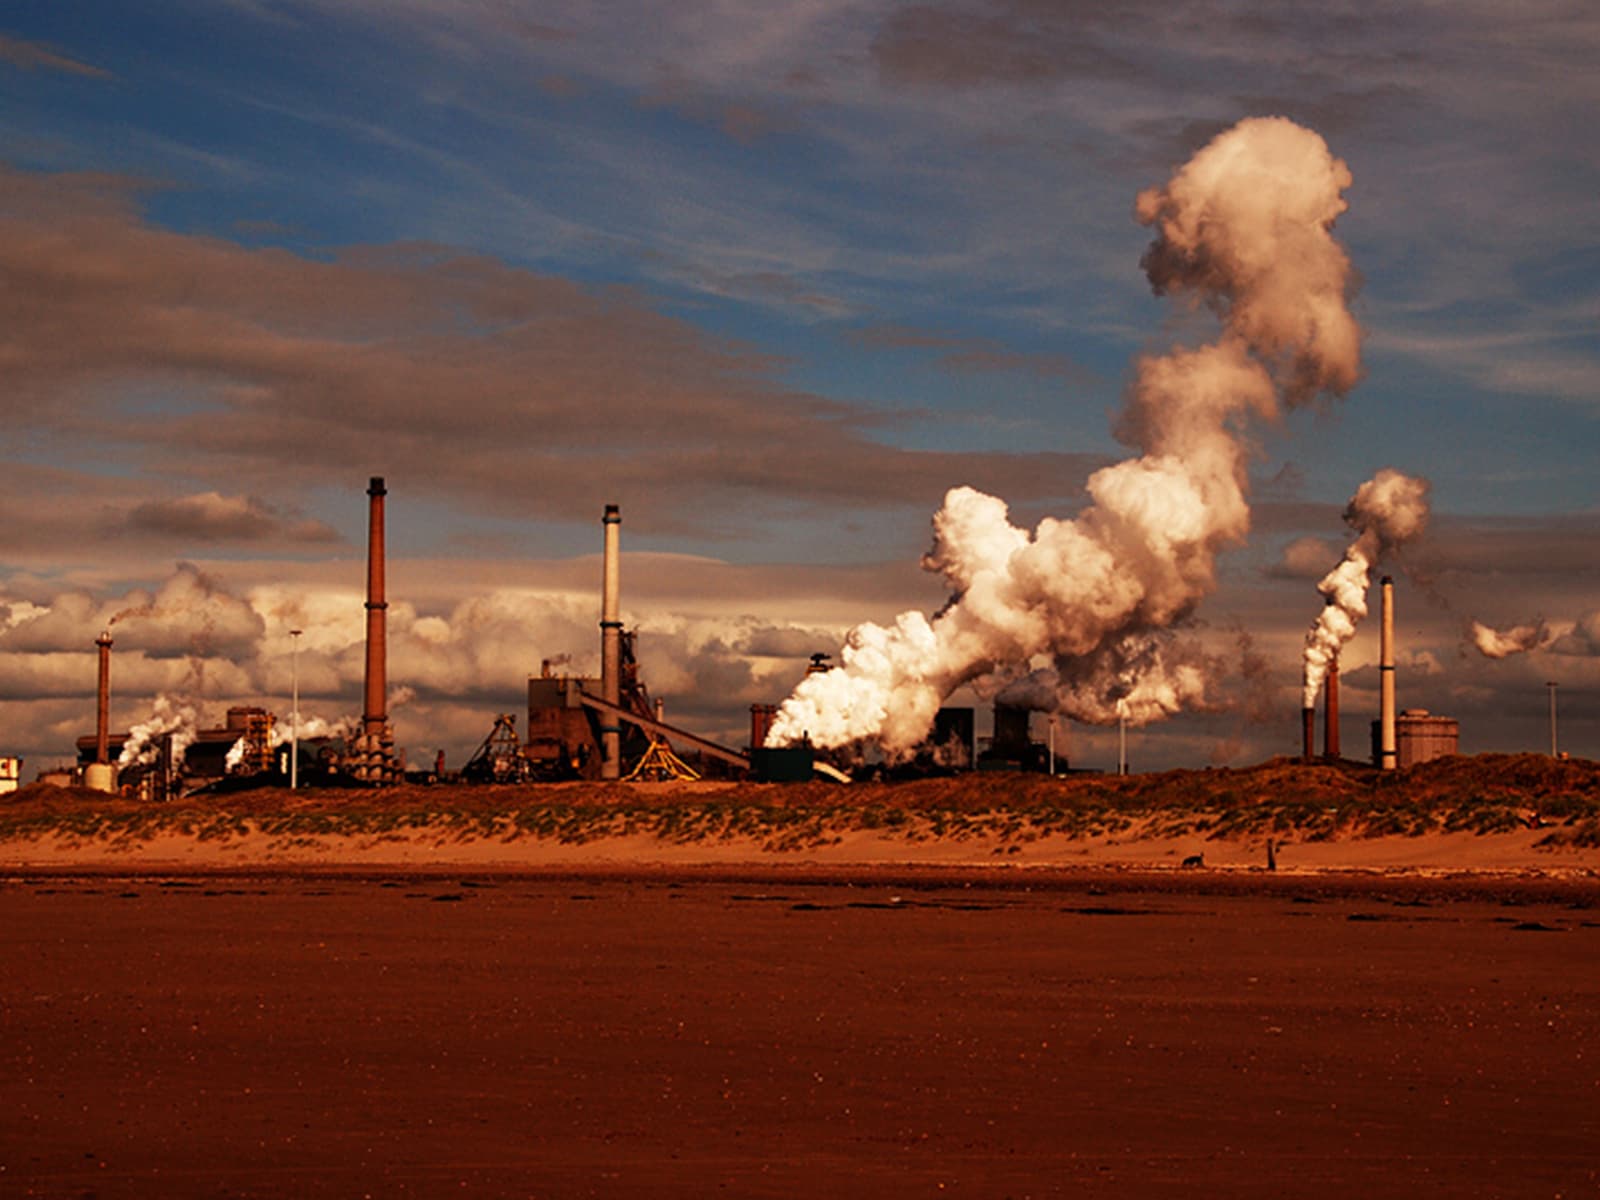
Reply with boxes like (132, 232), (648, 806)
(3, 870), (1596, 1198)
(3, 818), (1598, 878)
(4, 768), (1597, 1196)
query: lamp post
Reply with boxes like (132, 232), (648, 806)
(1546, 681), (1558, 758)
(290, 629), (303, 789)
(1117, 699), (1128, 777)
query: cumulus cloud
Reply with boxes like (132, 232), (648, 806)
(122, 493), (340, 544)
(0, 556), (852, 765)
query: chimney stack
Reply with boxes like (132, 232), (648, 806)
(1324, 655), (1341, 760)
(1301, 706), (1315, 763)
(599, 504), (622, 780)
(354, 476), (396, 783)
(94, 631), (113, 765)
(750, 703), (777, 751)
(1378, 575), (1396, 771)
(362, 477), (388, 745)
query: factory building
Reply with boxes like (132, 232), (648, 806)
(73, 706), (278, 801)
(1371, 710), (1460, 768)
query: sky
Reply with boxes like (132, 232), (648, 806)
(1, 0), (1596, 775)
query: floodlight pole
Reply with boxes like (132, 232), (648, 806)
(1118, 701), (1128, 776)
(290, 629), (303, 789)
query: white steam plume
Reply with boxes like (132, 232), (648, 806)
(1301, 468), (1431, 707)
(1467, 619), (1551, 660)
(117, 694), (201, 769)
(225, 712), (358, 771)
(768, 116), (1362, 755)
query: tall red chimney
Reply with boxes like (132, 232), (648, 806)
(1301, 706), (1315, 763)
(362, 477), (388, 744)
(1324, 655), (1341, 760)
(95, 631), (113, 765)
(1378, 575), (1396, 770)
(750, 703), (777, 751)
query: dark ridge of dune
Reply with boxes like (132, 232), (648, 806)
(2, 753), (1596, 851)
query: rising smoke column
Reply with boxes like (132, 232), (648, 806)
(1302, 469), (1431, 707)
(118, 694), (201, 769)
(768, 116), (1363, 755)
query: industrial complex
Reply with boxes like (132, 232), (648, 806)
(59, 478), (1462, 801)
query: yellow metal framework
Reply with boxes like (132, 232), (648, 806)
(623, 736), (700, 782)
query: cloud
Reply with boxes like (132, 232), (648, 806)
(848, 323), (1096, 382)
(122, 492), (340, 544)
(0, 552), (927, 766)
(869, 2), (1138, 89)
(1268, 535), (1340, 580)
(0, 33), (110, 78)
(0, 166), (1093, 541)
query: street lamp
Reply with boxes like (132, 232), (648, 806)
(1117, 698), (1128, 776)
(1546, 681), (1558, 758)
(290, 629), (303, 789)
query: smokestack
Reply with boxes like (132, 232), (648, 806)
(1324, 654), (1341, 760)
(1378, 575), (1396, 770)
(95, 631), (113, 764)
(362, 477), (388, 744)
(750, 704), (777, 751)
(600, 504), (622, 780)
(1301, 706), (1315, 763)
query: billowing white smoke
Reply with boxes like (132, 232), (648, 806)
(768, 116), (1362, 755)
(117, 694), (200, 769)
(1301, 469), (1431, 707)
(280, 714), (358, 743)
(1468, 619), (1551, 660)
(224, 713), (358, 771)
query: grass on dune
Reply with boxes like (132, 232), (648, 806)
(3, 753), (1596, 852)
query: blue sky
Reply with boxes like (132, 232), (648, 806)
(1, 1), (1596, 770)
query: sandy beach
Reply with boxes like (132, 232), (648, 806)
(4, 762), (1598, 1197)
(4, 868), (1597, 1199)
(4, 812), (1599, 878)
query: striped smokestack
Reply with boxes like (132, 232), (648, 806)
(599, 504), (622, 780)
(1378, 574), (1396, 770)
(362, 477), (388, 744)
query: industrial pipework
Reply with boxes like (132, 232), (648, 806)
(600, 503), (622, 780)
(1378, 575), (1396, 771)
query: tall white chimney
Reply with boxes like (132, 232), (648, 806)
(600, 504), (622, 780)
(1378, 574), (1396, 771)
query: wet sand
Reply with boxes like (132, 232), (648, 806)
(3, 869), (1597, 1198)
